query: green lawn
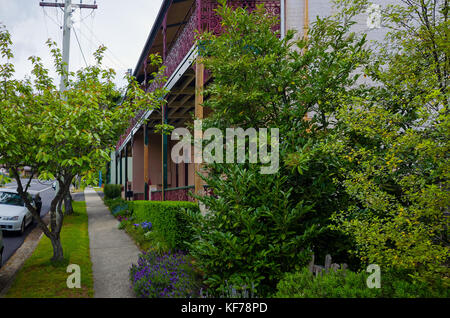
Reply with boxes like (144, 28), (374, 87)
(5, 201), (93, 298)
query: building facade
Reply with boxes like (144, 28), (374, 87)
(109, 0), (393, 201)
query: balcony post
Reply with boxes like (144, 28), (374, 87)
(194, 0), (204, 199)
(162, 104), (168, 201)
(144, 125), (149, 200)
(119, 149), (123, 187)
(125, 143), (128, 195)
(196, 0), (202, 31)
(194, 59), (204, 198)
(115, 152), (119, 185)
(163, 11), (167, 61)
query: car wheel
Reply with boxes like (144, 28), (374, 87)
(19, 219), (25, 235)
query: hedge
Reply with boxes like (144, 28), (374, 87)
(104, 197), (130, 216)
(104, 184), (122, 200)
(132, 201), (199, 251)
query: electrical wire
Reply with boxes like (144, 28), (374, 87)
(76, 24), (128, 71)
(80, 19), (129, 69)
(73, 27), (88, 67)
(42, 6), (62, 28)
(41, 7), (51, 39)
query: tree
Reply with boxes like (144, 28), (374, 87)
(187, 1), (370, 295)
(330, 0), (449, 286)
(0, 25), (165, 261)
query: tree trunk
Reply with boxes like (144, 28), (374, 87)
(64, 193), (73, 215)
(57, 199), (63, 216)
(50, 235), (64, 262)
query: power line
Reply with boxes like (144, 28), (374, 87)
(73, 27), (88, 67)
(40, 0), (98, 91)
(76, 23), (128, 71)
(80, 19), (129, 69)
(41, 7), (50, 39)
(42, 6), (62, 28)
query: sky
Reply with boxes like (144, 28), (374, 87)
(0, 0), (164, 88)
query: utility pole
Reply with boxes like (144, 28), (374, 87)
(39, 0), (98, 200)
(60, 0), (71, 92)
(39, 0), (98, 91)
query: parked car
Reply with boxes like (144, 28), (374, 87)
(0, 172), (8, 187)
(0, 189), (34, 235)
(0, 229), (4, 268)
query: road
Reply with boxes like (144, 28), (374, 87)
(0, 179), (56, 266)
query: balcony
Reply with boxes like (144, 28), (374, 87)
(116, 0), (281, 151)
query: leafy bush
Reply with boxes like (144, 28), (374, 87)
(132, 201), (199, 251)
(104, 184), (122, 200)
(275, 267), (377, 298)
(188, 164), (320, 297)
(275, 267), (449, 298)
(130, 250), (200, 298)
(187, 2), (370, 297)
(104, 197), (131, 216)
(328, 0), (450, 285)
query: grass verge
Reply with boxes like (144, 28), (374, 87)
(5, 201), (93, 298)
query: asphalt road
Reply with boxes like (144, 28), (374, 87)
(0, 179), (56, 266)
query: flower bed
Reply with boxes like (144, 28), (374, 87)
(130, 250), (201, 298)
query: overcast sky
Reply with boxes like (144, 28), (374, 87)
(0, 0), (163, 88)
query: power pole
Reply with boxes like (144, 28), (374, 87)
(39, 0), (98, 92)
(39, 0), (98, 200)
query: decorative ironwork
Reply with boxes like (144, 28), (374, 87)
(133, 192), (145, 201)
(150, 187), (195, 202)
(165, 7), (197, 81)
(199, 0), (281, 35)
(116, 0), (281, 151)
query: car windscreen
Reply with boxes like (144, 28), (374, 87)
(0, 192), (24, 206)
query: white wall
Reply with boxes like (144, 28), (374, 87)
(109, 151), (117, 184)
(285, 0), (398, 43)
(109, 151), (133, 185)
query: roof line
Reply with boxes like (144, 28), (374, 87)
(132, 0), (174, 78)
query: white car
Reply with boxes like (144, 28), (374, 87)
(0, 189), (34, 235)
(0, 229), (3, 268)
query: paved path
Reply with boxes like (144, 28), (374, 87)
(85, 188), (139, 298)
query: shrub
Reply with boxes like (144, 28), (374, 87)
(130, 250), (200, 298)
(187, 1), (368, 297)
(104, 184), (122, 200)
(275, 267), (449, 298)
(188, 164), (319, 297)
(275, 267), (377, 298)
(132, 201), (199, 251)
(104, 197), (131, 216)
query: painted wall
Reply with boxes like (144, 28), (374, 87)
(121, 157), (133, 185)
(132, 131), (145, 194)
(285, 0), (306, 40)
(109, 151), (117, 184)
(168, 139), (195, 188)
(285, 0), (397, 43)
(109, 151), (132, 187)
(148, 133), (163, 190)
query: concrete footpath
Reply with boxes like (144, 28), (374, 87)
(85, 188), (140, 298)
